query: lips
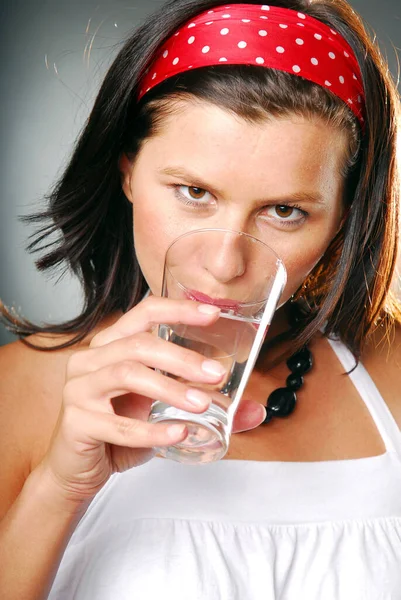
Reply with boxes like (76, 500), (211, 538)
(185, 289), (240, 310)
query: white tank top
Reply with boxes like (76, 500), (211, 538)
(48, 337), (401, 599)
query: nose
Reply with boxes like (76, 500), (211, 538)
(202, 231), (246, 284)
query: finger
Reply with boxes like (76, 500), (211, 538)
(68, 332), (226, 384)
(111, 445), (158, 470)
(66, 405), (189, 449)
(90, 297), (221, 348)
(231, 399), (266, 433)
(64, 360), (213, 414)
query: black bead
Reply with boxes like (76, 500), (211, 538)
(286, 347), (313, 374)
(286, 373), (304, 391)
(262, 409), (274, 425)
(266, 388), (297, 418)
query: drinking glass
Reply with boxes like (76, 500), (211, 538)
(148, 228), (287, 464)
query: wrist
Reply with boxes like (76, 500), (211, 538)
(26, 463), (91, 518)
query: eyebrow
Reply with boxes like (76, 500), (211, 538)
(158, 166), (326, 205)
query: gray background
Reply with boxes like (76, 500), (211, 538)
(1, 0), (400, 346)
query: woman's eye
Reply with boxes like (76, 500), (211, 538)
(186, 187), (207, 200)
(173, 185), (214, 206)
(172, 186), (308, 226)
(275, 206), (295, 218)
(262, 204), (308, 227)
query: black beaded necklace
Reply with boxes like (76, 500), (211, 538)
(262, 304), (313, 425)
(262, 346), (313, 424)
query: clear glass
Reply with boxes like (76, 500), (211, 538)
(148, 228), (287, 464)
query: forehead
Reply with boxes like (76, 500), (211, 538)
(138, 99), (348, 195)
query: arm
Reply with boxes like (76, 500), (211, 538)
(0, 339), (87, 600)
(0, 300), (266, 599)
(0, 464), (88, 600)
(0, 301), (223, 599)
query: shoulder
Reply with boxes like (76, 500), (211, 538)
(0, 326), (107, 462)
(361, 320), (401, 428)
(0, 333), (80, 518)
(0, 333), (82, 464)
(0, 313), (122, 506)
(0, 312), (123, 469)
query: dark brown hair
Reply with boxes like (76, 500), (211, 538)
(1, 0), (400, 364)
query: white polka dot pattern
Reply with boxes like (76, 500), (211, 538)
(139, 4), (365, 127)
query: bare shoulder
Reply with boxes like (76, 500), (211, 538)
(362, 321), (401, 428)
(0, 333), (85, 519)
(0, 333), (74, 441)
(0, 312), (122, 509)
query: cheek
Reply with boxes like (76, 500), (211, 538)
(132, 197), (180, 294)
(278, 233), (334, 304)
(282, 256), (321, 303)
(277, 175), (344, 301)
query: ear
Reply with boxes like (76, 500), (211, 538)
(119, 153), (134, 204)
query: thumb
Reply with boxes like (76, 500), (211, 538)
(231, 399), (266, 433)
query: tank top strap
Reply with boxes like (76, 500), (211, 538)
(326, 335), (401, 457)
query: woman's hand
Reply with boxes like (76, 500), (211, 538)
(39, 297), (266, 506)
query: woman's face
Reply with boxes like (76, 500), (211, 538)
(120, 99), (348, 304)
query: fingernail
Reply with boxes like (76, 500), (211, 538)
(167, 424), (187, 439)
(186, 388), (210, 408)
(202, 360), (226, 377)
(197, 304), (221, 315)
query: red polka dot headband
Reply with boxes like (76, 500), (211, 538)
(138, 4), (365, 128)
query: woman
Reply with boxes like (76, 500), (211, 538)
(1, 0), (401, 598)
